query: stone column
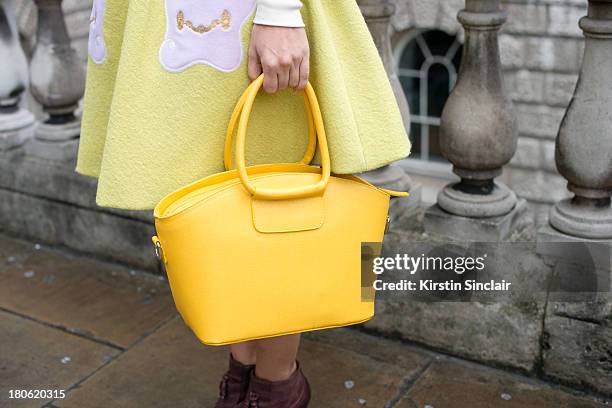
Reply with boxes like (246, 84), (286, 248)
(26, 0), (85, 161)
(0, 0), (35, 149)
(538, 0), (612, 259)
(357, 0), (422, 219)
(423, 0), (526, 241)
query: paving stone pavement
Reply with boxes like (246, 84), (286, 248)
(0, 235), (609, 408)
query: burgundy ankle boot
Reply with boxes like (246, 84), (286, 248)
(215, 354), (255, 408)
(242, 362), (311, 408)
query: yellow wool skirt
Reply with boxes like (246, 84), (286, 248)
(76, 0), (411, 210)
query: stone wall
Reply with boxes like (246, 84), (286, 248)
(367, 209), (612, 398)
(391, 0), (586, 223)
(501, 0), (584, 223)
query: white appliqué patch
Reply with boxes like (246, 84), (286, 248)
(159, 0), (256, 73)
(87, 0), (107, 64)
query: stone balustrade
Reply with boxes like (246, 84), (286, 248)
(0, 0), (35, 150)
(25, 0), (85, 161)
(537, 0), (612, 272)
(423, 0), (528, 242)
(544, 0), (612, 240)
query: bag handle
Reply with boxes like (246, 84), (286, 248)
(224, 79), (318, 171)
(233, 74), (331, 200)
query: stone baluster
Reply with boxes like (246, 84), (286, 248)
(0, 0), (35, 149)
(26, 0), (85, 161)
(423, 0), (526, 241)
(539, 0), (612, 247)
(357, 0), (422, 219)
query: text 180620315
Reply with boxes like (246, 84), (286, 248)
(9, 389), (66, 399)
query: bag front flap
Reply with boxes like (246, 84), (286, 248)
(252, 195), (324, 233)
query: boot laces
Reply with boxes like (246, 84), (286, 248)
(244, 391), (259, 407)
(219, 374), (229, 399)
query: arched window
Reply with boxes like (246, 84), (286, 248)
(395, 30), (462, 165)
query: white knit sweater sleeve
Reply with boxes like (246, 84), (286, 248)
(254, 0), (305, 28)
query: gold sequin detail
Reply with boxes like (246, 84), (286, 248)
(177, 10), (231, 34)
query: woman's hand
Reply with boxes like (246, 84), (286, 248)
(248, 24), (310, 93)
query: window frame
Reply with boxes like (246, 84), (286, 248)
(393, 29), (463, 181)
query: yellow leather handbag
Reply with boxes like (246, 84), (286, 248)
(152, 75), (407, 346)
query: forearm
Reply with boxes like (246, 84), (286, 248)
(254, 0), (305, 27)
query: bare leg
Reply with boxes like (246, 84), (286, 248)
(230, 341), (257, 365)
(253, 334), (301, 381)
